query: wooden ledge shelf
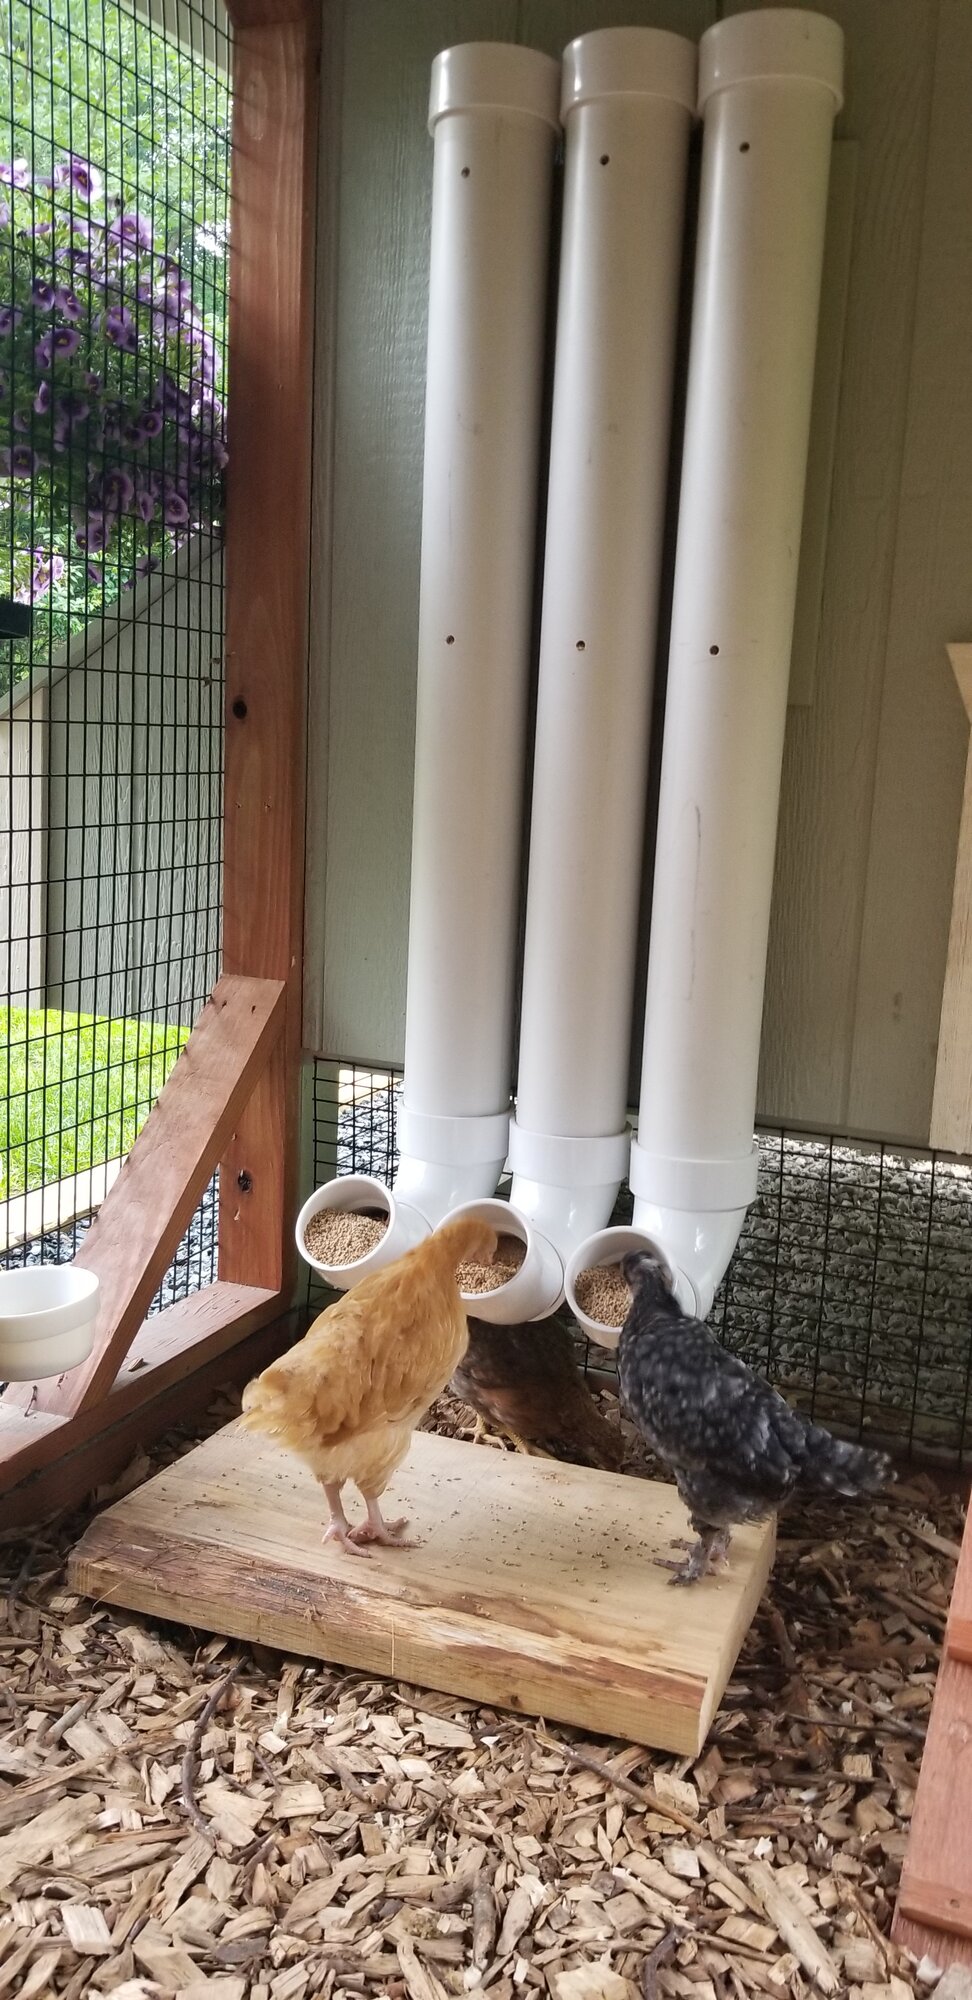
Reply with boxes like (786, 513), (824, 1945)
(0, 1285), (289, 1529)
(69, 1426), (774, 1755)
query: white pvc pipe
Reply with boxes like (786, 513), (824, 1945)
(503, 28), (696, 1316)
(566, 8), (843, 1338)
(394, 44), (560, 1230)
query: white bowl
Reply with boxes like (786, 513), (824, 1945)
(295, 1174), (429, 1290)
(448, 1197), (565, 1323)
(0, 1264), (100, 1380)
(564, 1226), (671, 1349)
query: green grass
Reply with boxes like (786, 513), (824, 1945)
(0, 1007), (189, 1202)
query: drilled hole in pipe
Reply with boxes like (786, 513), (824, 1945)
(739, 141), (750, 153)
(709, 645), (719, 656)
(445, 634), (455, 646)
(232, 697), (247, 718)
(599, 154), (610, 165)
(461, 166), (470, 177)
(576, 640), (586, 651)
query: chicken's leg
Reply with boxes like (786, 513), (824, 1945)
(320, 1481), (371, 1559)
(348, 1492), (417, 1550)
(654, 1524), (730, 1586)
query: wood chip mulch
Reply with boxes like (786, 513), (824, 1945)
(0, 1379), (967, 2000)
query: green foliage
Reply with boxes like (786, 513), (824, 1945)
(0, 0), (229, 688)
(0, 1003), (189, 1197)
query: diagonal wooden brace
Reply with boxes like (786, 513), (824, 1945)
(5, 974), (286, 1420)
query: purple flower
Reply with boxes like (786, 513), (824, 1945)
(35, 324), (81, 367)
(163, 488), (189, 529)
(33, 380), (51, 415)
(83, 370), (101, 392)
(51, 155), (103, 203)
(99, 398), (125, 440)
(0, 305), (23, 335)
(3, 444), (37, 476)
(108, 211), (153, 254)
(0, 159), (29, 188)
(75, 509), (110, 552)
(153, 372), (192, 423)
(53, 286), (82, 322)
(57, 390), (89, 429)
(14, 549), (65, 603)
(87, 561), (102, 584)
(31, 278), (55, 310)
(100, 466), (135, 514)
(104, 303), (138, 353)
(136, 485), (156, 523)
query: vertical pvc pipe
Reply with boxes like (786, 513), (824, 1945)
(568, 10), (843, 1335)
(393, 45), (560, 1228)
(505, 29), (696, 1287)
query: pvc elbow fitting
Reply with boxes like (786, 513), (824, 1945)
(564, 1141), (759, 1345)
(392, 1104), (511, 1229)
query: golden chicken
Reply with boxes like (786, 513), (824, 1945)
(452, 1314), (625, 1472)
(240, 1212), (496, 1556)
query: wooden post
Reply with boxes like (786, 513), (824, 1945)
(218, 0), (320, 1294)
(930, 645), (972, 1153)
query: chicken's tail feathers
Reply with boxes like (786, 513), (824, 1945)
(432, 1213), (499, 1270)
(239, 1369), (287, 1437)
(800, 1425), (893, 1497)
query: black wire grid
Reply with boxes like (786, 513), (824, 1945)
(309, 1061), (972, 1469)
(0, 0), (229, 1305)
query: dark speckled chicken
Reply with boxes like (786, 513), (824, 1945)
(618, 1251), (892, 1584)
(452, 1314), (625, 1472)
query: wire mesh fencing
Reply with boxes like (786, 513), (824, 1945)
(308, 1059), (972, 1469)
(0, 0), (230, 1301)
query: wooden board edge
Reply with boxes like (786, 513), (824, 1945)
(930, 646), (972, 1153)
(891, 1914), (972, 1977)
(946, 1617), (972, 1665)
(896, 1874), (972, 1947)
(697, 1518), (776, 1752)
(892, 1645), (972, 1972)
(1, 1311), (297, 1532)
(68, 1514), (712, 1756)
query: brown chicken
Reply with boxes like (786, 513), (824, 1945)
(241, 1212), (497, 1556)
(452, 1314), (625, 1472)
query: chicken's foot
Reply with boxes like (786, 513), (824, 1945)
(348, 1494), (417, 1550)
(654, 1526), (730, 1586)
(321, 1482), (372, 1560)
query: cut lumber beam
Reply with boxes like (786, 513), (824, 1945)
(2, 976), (285, 1421)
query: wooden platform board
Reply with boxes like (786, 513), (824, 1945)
(69, 1425), (775, 1755)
